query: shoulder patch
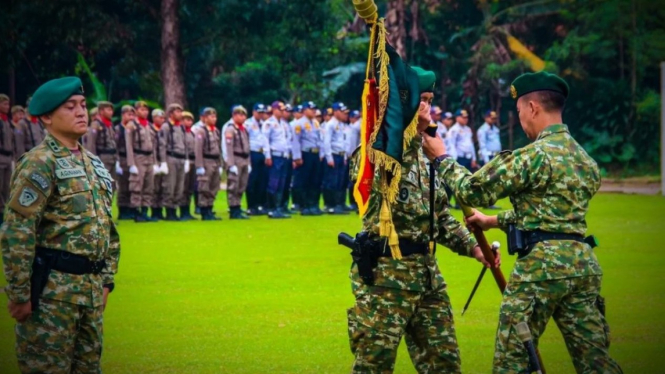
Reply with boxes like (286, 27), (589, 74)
(30, 172), (50, 192)
(55, 158), (73, 169)
(18, 187), (39, 207)
(46, 138), (61, 152)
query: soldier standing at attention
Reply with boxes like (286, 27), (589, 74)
(85, 101), (118, 203)
(0, 77), (120, 373)
(160, 103), (186, 221)
(11, 106), (27, 158)
(179, 111), (196, 220)
(422, 71), (623, 374)
(125, 101), (158, 222)
(290, 101), (322, 216)
(262, 101), (292, 219)
(447, 109), (477, 171)
(280, 104), (295, 214)
(288, 104), (304, 211)
(195, 107), (223, 221)
(322, 102), (350, 215)
(347, 68), (489, 374)
(150, 109), (167, 220)
(345, 109), (361, 212)
(477, 110), (502, 166)
(246, 103), (269, 216)
(114, 106), (134, 219)
(20, 97), (47, 153)
(225, 105), (250, 219)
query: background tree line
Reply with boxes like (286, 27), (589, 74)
(1, 0), (663, 174)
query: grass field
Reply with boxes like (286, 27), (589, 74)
(1, 193), (664, 373)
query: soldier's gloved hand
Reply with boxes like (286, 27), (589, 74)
(248, 165), (252, 174)
(184, 160), (190, 173)
(153, 164), (161, 174)
(229, 165), (238, 175)
(196, 167), (205, 176)
(115, 161), (123, 175)
(219, 167), (224, 175)
(129, 165), (139, 175)
(161, 162), (169, 175)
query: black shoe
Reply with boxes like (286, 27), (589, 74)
(230, 206), (249, 219)
(142, 207), (158, 222)
(301, 207), (314, 216)
(165, 208), (181, 221)
(180, 206), (195, 221)
(134, 208), (148, 222)
(118, 206), (133, 220)
(329, 205), (350, 215)
(201, 207), (222, 221)
(195, 206), (201, 215)
(255, 206), (267, 216)
(151, 207), (164, 221)
(268, 208), (291, 219)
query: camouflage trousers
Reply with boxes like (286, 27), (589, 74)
(494, 275), (623, 374)
(15, 298), (103, 374)
(347, 282), (461, 374)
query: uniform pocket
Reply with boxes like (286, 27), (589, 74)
(197, 175), (210, 193)
(128, 173), (140, 193)
(56, 178), (95, 218)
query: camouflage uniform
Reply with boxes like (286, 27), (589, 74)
(439, 124), (622, 373)
(0, 134), (120, 373)
(347, 136), (477, 374)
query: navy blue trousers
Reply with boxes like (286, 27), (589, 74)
(247, 151), (267, 209)
(267, 156), (289, 196)
(322, 154), (346, 191)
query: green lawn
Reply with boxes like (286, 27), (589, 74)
(1, 193), (664, 373)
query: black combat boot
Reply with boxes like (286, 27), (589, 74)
(142, 207), (158, 222)
(268, 194), (290, 219)
(134, 208), (148, 222)
(230, 206), (249, 219)
(151, 207), (164, 221)
(202, 207), (222, 221)
(164, 208), (181, 221)
(180, 205), (195, 221)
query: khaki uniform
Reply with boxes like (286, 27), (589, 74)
(225, 123), (250, 208)
(0, 134), (120, 373)
(159, 121), (187, 209)
(115, 123), (131, 209)
(0, 116), (14, 216)
(181, 127), (197, 206)
(12, 121), (26, 159)
(125, 120), (156, 208)
(152, 124), (167, 210)
(195, 126), (222, 207)
(20, 118), (47, 152)
(85, 119), (118, 194)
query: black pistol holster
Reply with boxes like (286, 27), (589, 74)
(507, 224), (599, 258)
(339, 232), (378, 285)
(30, 247), (107, 311)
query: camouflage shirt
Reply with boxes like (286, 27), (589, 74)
(439, 124), (602, 282)
(1, 134), (120, 307)
(353, 136), (477, 292)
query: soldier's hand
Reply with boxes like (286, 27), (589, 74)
(265, 158), (273, 167)
(417, 102), (432, 132)
(327, 160), (335, 168)
(248, 165), (252, 174)
(115, 161), (123, 175)
(8, 301), (32, 323)
(129, 165), (139, 175)
(161, 162), (169, 175)
(421, 132), (446, 160)
(153, 164), (161, 174)
(465, 209), (498, 231)
(196, 167), (205, 176)
(471, 160), (478, 169)
(471, 246), (490, 268)
(229, 165), (238, 175)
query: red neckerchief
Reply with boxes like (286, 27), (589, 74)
(154, 123), (162, 131)
(0, 113), (7, 121)
(235, 122), (246, 133)
(30, 116), (39, 124)
(207, 125), (216, 132)
(185, 126), (192, 133)
(171, 119), (180, 126)
(101, 117), (112, 128)
(138, 118), (149, 127)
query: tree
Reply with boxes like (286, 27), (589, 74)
(160, 0), (186, 107)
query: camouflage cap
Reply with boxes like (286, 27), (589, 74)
(182, 111), (194, 119)
(11, 105), (25, 114)
(167, 103), (183, 113)
(121, 105), (136, 114)
(134, 100), (149, 109)
(151, 109), (165, 118)
(28, 76), (84, 116)
(97, 101), (114, 110)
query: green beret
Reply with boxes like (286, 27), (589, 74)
(510, 71), (569, 101)
(28, 77), (84, 116)
(412, 66), (436, 93)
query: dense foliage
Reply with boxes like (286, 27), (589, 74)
(0, 0), (662, 172)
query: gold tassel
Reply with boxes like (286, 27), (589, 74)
(379, 199), (391, 237)
(429, 241), (435, 255)
(389, 228), (402, 260)
(402, 112), (419, 151)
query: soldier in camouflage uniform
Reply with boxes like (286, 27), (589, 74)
(422, 71), (623, 374)
(347, 69), (490, 374)
(0, 77), (120, 373)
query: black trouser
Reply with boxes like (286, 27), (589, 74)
(247, 151), (267, 209)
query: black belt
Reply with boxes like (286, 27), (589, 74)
(234, 152), (249, 158)
(36, 247), (106, 275)
(167, 151), (186, 159)
(133, 149), (153, 156)
(203, 154), (220, 160)
(524, 230), (588, 247)
(510, 229), (598, 258)
(370, 238), (429, 258)
(97, 149), (116, 155)
(188, 154), (195, 161)
(0, 149), (11, 156)
(118, 151), (127, 157)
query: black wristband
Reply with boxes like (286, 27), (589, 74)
(103, 283), (115, 293)
(432, 154), (451, 168)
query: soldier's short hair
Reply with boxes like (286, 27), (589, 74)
(167, 103), (183, 114)
(0, 94), (9, 103)
(134, 100), (149, 109)
(202, 107), (216, 116)
(152, 109), (165, 118)
(524, 91), (566, 113)
(89, 107), (99, 117)
(97, 101), (114, 110)
(121, 105), (136, 114)
(11, 105), (25, 114)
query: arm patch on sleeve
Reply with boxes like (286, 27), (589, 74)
(8, 184), (46, 217)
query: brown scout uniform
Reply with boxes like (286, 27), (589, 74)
(115, 122), (132, 210)
(0, 115), (14, 217)
(125, 120), (156, 208)
(181, 127), (197, 207)
(84, 118), (118, 193)
(11, 120), (26, 159)
(152, 123), (167, 210)
(20, 117), (47, 152)
(195, 125), (222, 207)
(225, 123), (250, 208)
(159, 121), (187, 209)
